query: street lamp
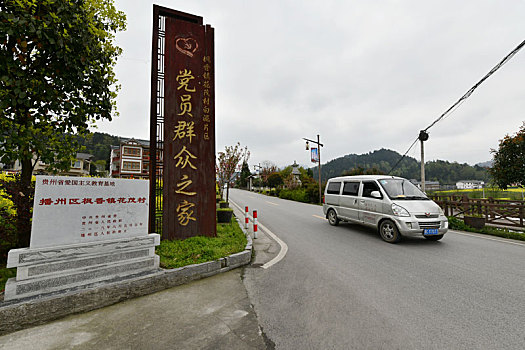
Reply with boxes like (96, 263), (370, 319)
(303, 135), (323, 204)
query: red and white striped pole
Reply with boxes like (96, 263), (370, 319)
(253, 210), (258, 239)
(244, 206), (249, 230)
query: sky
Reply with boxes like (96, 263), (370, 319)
(97, 0), (525, 169)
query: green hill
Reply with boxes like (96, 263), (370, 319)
(313, 148), (490, 185)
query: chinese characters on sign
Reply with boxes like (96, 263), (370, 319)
(158, 11), (216, 240)
(41, 179), (116, 187)
(174, 69), (198, 226)
(203, 55), (211, 141)
(79, 214), (144, 239)
(30, 176), (149, 248)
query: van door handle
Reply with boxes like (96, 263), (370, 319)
(360, 200), (365, 203)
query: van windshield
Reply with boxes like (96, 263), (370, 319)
(378, 179), (429, 200)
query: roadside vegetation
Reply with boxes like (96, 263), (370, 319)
(431, 187), (525, 201)
(0, 268), (16, 295)
(156, 216), (247, 269)
(238, 161), (321, 204)
(448, 216), (525, 241)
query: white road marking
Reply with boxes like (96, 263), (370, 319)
(266, 201), (279, 206)
(312, 214), (326, 220)
(450, 230), (525, 247)
(258, 221), (288, 269)
(230, 199), (288, 269)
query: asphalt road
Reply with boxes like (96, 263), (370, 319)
(230, 189), (525, 350)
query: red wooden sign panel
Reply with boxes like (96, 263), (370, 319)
(150, 6), (216, 240)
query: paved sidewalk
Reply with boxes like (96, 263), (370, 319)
(0, 269), (267, 350)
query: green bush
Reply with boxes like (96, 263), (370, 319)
(448, 216), (468, 230)
(279, 188), (309, 203)
(1, 266), (16, 294)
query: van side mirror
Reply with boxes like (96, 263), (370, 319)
(370, 191), (382, 199)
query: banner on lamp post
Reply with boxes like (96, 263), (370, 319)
(311, 148), (319, 163)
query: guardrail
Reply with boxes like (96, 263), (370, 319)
(429, 194), (525, 227)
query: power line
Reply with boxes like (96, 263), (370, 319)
(388, 137), (418, 175)
(423, 38), (525, 132)
(388, 38), (525, 175)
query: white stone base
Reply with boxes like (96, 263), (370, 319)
(5, 234), (160, 301)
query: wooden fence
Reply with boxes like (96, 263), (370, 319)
(429, 194), (525, 228)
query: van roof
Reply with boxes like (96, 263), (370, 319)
(327, 175), (405, 182)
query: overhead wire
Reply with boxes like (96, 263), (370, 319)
(388, 137), (418, 175)
(388, 38), (525, 175)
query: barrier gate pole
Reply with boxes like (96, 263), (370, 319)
(244, 206), (249, 229)
(253, 210), (258, 239)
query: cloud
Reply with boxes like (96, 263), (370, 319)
(102, 0), (525, 169)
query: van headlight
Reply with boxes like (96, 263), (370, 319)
(439, 207), (445, 216)
(392, 203), (410, 217)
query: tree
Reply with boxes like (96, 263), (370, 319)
(342, 166), (385, 176)
(260, 160), (278, 186)
(0, 0), (126, 246)
(489, 123), (525, 189)
(267, 172), (283, 188)
(216, 143), (250, 202)
(236, 161), (251, 189)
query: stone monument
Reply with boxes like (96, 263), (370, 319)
(4, 176), (160, 301)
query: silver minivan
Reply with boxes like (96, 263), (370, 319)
(323, 175), (448, 243)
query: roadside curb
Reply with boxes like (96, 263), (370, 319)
(0, 215), (253, 336)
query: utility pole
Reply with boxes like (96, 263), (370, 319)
(303, 135), (324, 204)
(419, 130), (429, 192)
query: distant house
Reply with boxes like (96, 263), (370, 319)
(109, 138), (162, 179)
(62, 153), (94, 177)
(456, 180), (484, 189)
(9, 153), (94, 177)
(410, 179), (440, 191)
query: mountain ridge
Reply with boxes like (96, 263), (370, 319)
(313, 148), (490, 185)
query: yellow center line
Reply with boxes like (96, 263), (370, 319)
(313, 214), (326, 220)
(266, 201), (279, 206)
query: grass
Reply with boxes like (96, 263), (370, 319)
(448, 216), (525, 242)
(156, 215), (247, 269)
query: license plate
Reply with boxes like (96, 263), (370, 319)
(424, 229), (439, 235)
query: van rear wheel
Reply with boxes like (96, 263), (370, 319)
(327, 209), (339, 226)
(379, 220), (401, 243)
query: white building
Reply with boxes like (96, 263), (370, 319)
(456, 180), (485, 189)
(109, 138), (158, 179)
(9, 153), (93, 177)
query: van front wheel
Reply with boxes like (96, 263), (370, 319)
(327, 209), (339, 226)
(379, 220), (401, 243)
